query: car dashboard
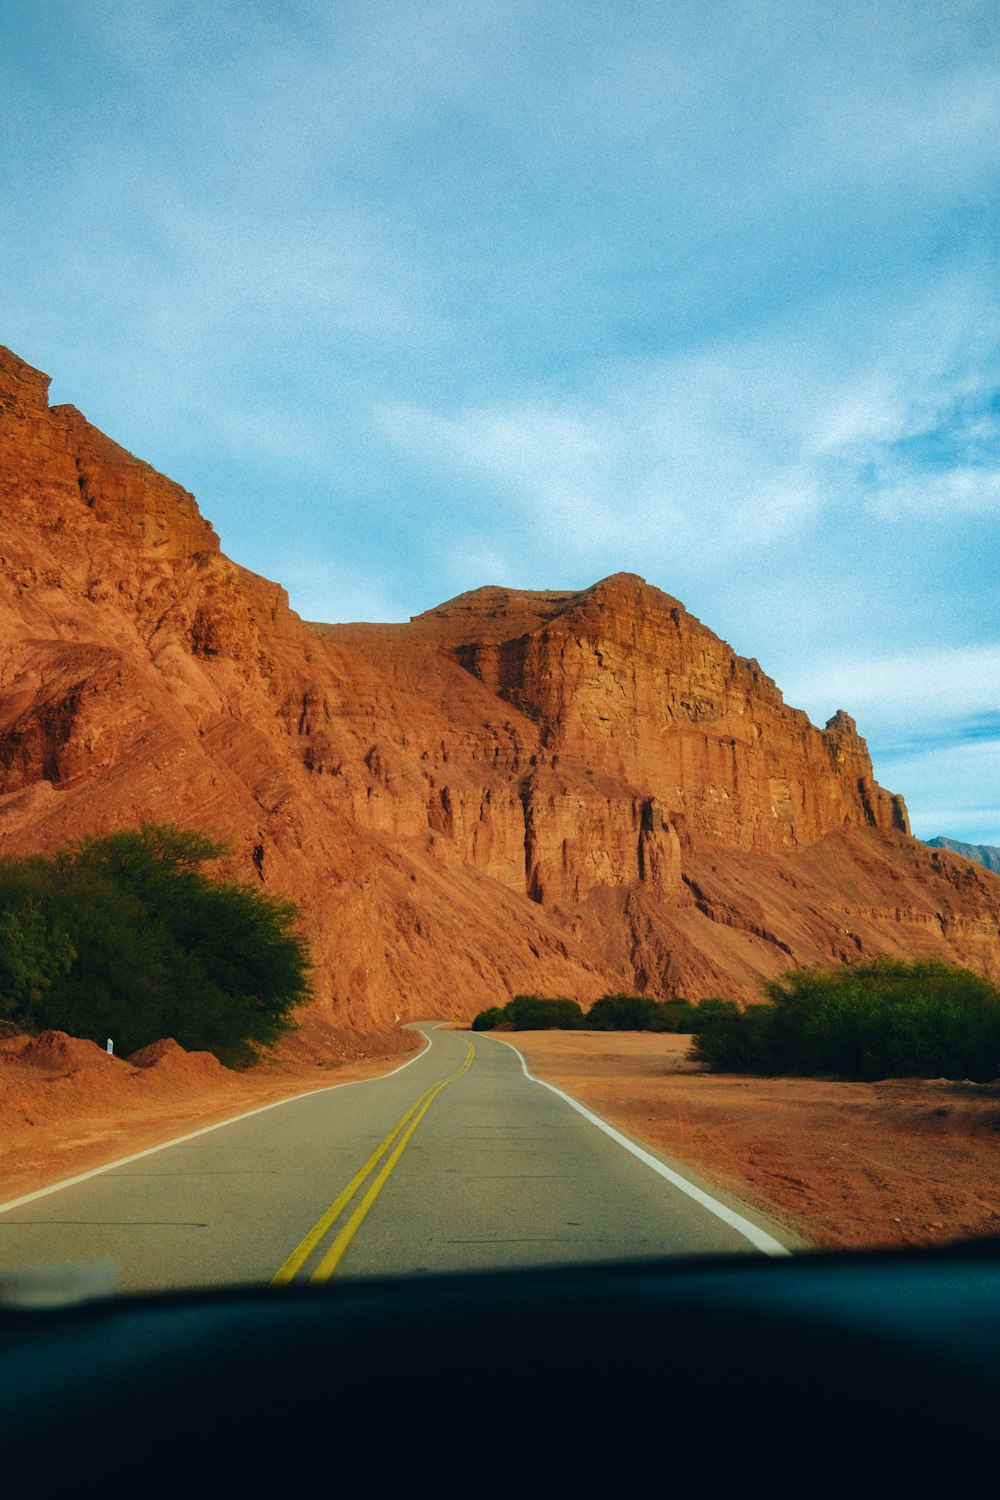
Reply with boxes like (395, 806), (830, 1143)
(2, 1240), (998, 1488)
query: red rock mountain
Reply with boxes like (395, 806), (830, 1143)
(1, 345), (998, 1042)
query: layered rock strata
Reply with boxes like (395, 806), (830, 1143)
(1, 344), (997, 1039)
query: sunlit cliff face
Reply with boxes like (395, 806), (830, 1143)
(2, 343), (999, 1056)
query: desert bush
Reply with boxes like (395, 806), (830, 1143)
(690, 1003), (776, 1072)
(471, 1006), (508, 1032)
(691, 958), (1000, 1081)
(471, 994), (586, 1030)
(695, 997), (740, 1020)
(506, 994), (586, 1030)
(473, 990), (746, 1036)
(661, 998), (716, 1032)
(587, 994), (664, 1030)
(585, 994), (708, 1031)
(0, 825), (313, 1066)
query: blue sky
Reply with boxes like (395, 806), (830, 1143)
(2, 1), (998, 843)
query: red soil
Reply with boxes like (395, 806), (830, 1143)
(500, 1031), (1000, 1250)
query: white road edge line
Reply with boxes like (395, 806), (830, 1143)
(0, 1029), (432, 1218)
(489, 1035), (792, 1257)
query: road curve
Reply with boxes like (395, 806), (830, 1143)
(0, 1025), (798, 1293)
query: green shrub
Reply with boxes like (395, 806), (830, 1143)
(691, 1003), (776, 1071)
(471, 1006), (508, 1032)
(696, 997), (740, 1020)
(0, 825), (313, 1066)
(587, 994), (664, 1030)
(506, 994), (586, 1030)
(471, 994), (586, 1030)
(658, 998), (704, 1032)
(583, 994), (726, 1032)
(692, 958), (1000, 1081)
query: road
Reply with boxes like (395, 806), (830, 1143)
(0, 1025), (797, 1293)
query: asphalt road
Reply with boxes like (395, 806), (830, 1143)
(0, 1025), (798, 1294)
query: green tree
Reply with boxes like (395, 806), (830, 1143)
(0, 825), (313, 1065)
(0, 899), (74, 1027)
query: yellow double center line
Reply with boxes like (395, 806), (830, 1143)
(272, 1035), (475, 1285)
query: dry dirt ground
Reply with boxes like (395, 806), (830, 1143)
(2, 1027), (999, 1252)
(501, 1031), (1000, 1250)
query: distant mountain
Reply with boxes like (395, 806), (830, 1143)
(924, 837), (1000, 875)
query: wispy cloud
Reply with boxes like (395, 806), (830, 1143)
(809, 278), (1000, 522)
(5, 1), (1000, 844)
(874, 738), (1000, 846)
(268, 554), (413, 628)
(379, 335), (831, 568)
(783, 644), (1000, 744)
(381, 270), (1000, 576)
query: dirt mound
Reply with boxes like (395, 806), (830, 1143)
(16, 1031), (121, 1074)
(128, 1037), (232, 1083)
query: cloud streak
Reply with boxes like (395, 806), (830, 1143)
(874, 738), (1000, 847)
(783, 645), (1000, 743)
(3, 1), (999, 839)
(381, 269), (1000, 578)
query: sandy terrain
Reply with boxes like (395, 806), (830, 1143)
(3, 1025), (998, 1253)
(500, 1031), (1000, 1250)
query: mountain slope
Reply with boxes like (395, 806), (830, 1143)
(2, 344), (998, 1041)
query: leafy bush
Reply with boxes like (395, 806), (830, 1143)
(0, 825), (313, 1066)
(472, 991), (737, 1033)
(585, 994), (729, 1032)
(692, 958), (1000, 1081)
(692, 1003), (776, 1072)
(587, 994), (665, 1030)
(471, 1006), (508, 1032)
(667, 998), (735, 1032)
(694, 997), (740, 1021)
(506, 994), (586, 1030)
(471, 994), (586, 1030)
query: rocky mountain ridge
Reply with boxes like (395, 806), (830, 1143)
(924, 837), (1000, 876)
(2, 344), (998, 1042)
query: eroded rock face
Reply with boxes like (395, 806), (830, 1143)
(1, 344), (997, 1036)
(410, 578), (909, 856)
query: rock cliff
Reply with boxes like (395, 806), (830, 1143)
(1, 345), (998, 1042)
